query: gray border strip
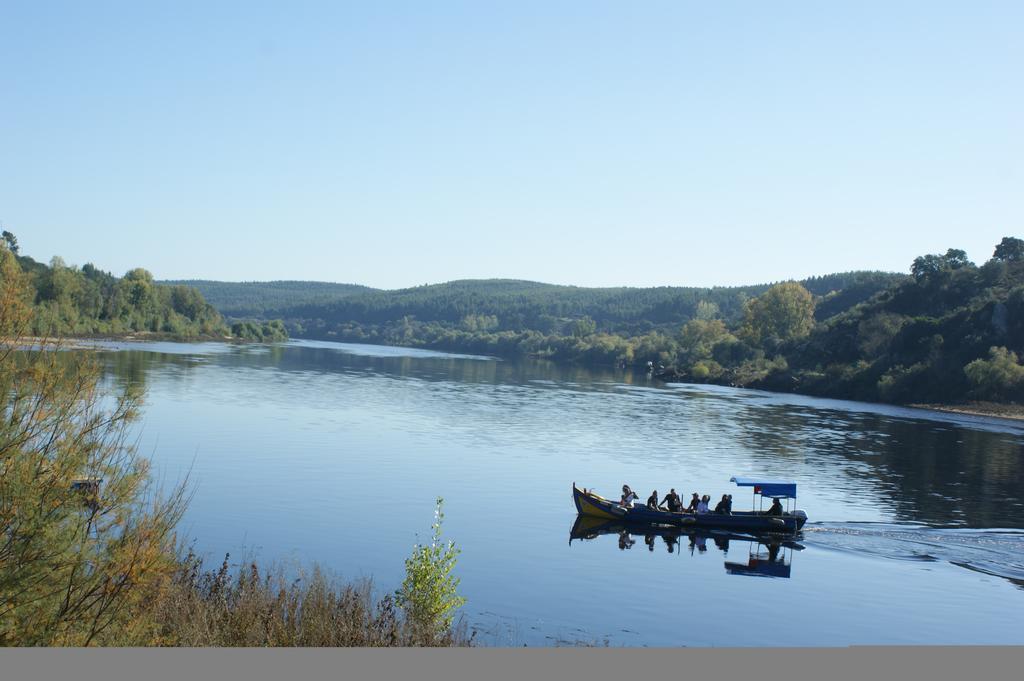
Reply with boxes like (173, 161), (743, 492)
(1, 647), (1022, 681)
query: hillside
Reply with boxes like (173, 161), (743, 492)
(161, 280), (376, 318)
(178, 272), (902, 338)
(754, 242), (1024, 404)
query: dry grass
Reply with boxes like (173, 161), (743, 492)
(144, 552), (473, 647)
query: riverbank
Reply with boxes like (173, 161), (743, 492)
(299, 333), (1024, 424)
(908, 401), (1024, 422)
(17, 332), (249, 348)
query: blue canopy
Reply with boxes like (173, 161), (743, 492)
(730, 476), (797, 499)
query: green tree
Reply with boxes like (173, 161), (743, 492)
(395, 498), (465, 644)
(964, 346), (1024, 400)
(739, 282), (816, 346)
(993, 236), (1024, 263)
(943, 248), (973, 270)
(694, 300), (719, 321)
(121, 268), (155, 310)
(571, 315), (596, 338)
(911, 248), (975, 281)
(1, 230), (17, 254)
(679, 318), (733, 362)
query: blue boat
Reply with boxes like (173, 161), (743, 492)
(572, 476), (807, 534)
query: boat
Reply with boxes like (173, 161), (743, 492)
(572, 476), (807, 534)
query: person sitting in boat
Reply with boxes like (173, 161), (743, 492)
(686, 492), (700, 512)
(620, 485), (639, 508)
(714, 494), (732, 515)
(660, 488), (682, 513)
(696, 495), (710, 514)
(766, 497), (784, 516)
(647, 490), (661, 510)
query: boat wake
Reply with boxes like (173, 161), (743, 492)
(803, 522), (1024, 588)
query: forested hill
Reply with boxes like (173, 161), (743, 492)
(171, 271), (902, 337)
(756, 240), (1024, 404)
(161, 280), (376, 318)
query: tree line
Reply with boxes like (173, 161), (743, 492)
(0, 232), (285, 342)
(162, 279), (374, 318)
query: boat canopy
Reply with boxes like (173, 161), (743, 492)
(730, 476), (797, 499)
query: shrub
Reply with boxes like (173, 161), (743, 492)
(964, 346), (1024, 400)
(0, 248), (188, 645)
(395, 498), (466, 644)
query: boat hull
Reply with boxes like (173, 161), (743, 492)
(573, 484), (806, 534)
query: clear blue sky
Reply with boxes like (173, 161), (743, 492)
(2, 1), (1021, 289)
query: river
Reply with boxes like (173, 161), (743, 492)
(86, 339), (1024, 646)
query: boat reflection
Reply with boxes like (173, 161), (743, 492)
(724, 541), (795, 578)
(569, 514), (803, 579)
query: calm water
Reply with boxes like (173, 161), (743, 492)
(87, 339), (1024, 646)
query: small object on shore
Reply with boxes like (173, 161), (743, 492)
(908, 402), (1024, 422)
(652, 367), (685, 381)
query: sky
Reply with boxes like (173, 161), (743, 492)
(1, 1), (1022, 289)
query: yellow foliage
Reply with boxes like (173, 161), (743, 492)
(1, 246), (187, 645)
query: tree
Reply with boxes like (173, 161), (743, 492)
(943, 248), (973, 270)
(993, 236), (1024, 263)
(694, 300), (719, 321)
(911, 248), (975, 281)
(395, 498), (465, 644)
(120, 268), (155, 311)
(679, 318), (733, 362)
(571, 316), (596, 338)
(1, 230), (17, 254)
(0, 248), (188, 645)
(911, 254), (945, 281)
(964, 346), (1024, 400)
(739, 282), (816, 346)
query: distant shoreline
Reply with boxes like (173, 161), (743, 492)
(20, 334), (1024, 423)
(908, 402), (1024, 422)
(14, 332), (238, 348)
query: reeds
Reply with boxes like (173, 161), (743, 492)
(145, 551), (473, 647)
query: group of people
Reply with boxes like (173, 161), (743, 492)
(620, 485), (735, 515)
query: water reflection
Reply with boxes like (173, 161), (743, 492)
(569, 515), (802, 578)
(723, 541), (796, 579)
